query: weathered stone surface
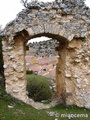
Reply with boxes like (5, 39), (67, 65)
(1, 0), (90, 39)
(3, 64), (8, 69)
(26, 28), (34, 36)
(0, 0), (90, 109)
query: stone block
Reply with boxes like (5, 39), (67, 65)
(26, 28), (34, 36)
(32, 25), (44, 35)
(3, 64), (8, 69)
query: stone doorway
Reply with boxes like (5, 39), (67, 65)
(2, 31), (69, 106)
(25, 33), (68, 104)
(25, 36), (65, 103)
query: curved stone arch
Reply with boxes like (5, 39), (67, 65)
(1, 0), (90, 108)
(12, 26), (68, 102)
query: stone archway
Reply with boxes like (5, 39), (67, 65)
(1, 0), (90, 108)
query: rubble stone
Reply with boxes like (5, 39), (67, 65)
(0, 0), (90, 109)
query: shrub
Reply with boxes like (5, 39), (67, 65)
(26, 74), (52, 102)
(26, 70), (34, 74)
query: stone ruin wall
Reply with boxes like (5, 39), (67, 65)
(1, 0), (90, 108)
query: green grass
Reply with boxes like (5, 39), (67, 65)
(0, 76), (90, 120)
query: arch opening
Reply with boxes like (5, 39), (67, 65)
(23, 33), (68, 105)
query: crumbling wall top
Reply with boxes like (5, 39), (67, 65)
(1, 0), (90, 39)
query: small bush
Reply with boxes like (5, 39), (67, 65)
(26, 75), (52, 102)
(26, 70), (34, 74)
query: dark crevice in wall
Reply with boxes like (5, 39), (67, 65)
(0, 37), (5, 86)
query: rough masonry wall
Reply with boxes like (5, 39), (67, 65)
(56, 37), (90, 107)
(65, 38), (90, 107)
(1, 0), (90, 108)
(2, 0), (90, 39)
(2, 38), (28, 102)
